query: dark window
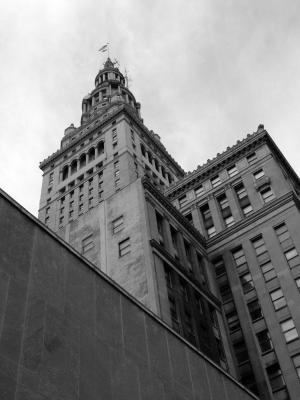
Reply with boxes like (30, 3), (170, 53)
(233, 340), (249, 364)
(119, 238), (131, 257)
(266, 363), (285, 392)
(240, 272), (254, 293)
(213, 258), (226, 277)
(211, 175), (221, 188)
(248, 299), (263, 321)
(256, 330), (273, 353)
(227, 311), (240, 333)
(260, 186), (275, 203)
(247, 152), (257, 165)
(218, 194), (234, 227)
(292, 354), (300, 379)
(201, 204), (216, 238)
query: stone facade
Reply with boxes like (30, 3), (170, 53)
(37, 58), (300, 399)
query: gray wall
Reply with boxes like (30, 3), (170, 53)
(0, 190), (257, 400)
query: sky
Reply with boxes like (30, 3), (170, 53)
(1, 0), (300, 216)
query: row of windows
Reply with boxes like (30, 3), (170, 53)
(140, 143), (174, 184)
(155, 211), (207, 285)
(61, 141), (105, 181)
(177, 152), (259, 207)
(164, 265), (227, 369)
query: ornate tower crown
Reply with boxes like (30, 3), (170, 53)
(80, 57), (141, 125)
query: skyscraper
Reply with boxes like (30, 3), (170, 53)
(39, 58), (300, 400)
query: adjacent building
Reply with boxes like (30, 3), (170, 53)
(38, 58), (300, 400)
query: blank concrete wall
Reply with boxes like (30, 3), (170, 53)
(0, 191), (258, 400)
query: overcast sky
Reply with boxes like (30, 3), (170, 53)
(1, 0), (300, 216)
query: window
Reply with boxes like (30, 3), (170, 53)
(184, 213), (193, 225)
(70, 159), (77, 174)
(292, 354), (300, 379)
(62, 165), (68, 180)
(232, 247), (247, 270)
(266, 363), (285, 392)
(82, 234), (94, 254)
(248, 299), (263, 321)
(88, 178), (93, 186)
(218, 194), (234, 227)
(156, 212), (164, 244)
(98, 191), (103, 201)
(88, 147), (95, 162)
(247, 153), (257, 165)
(119, 238), (130, 257)
(261, 261), (277, 282)
(285, 247), (300, 268)
(256, 330), (273, 353)
(240, 272), (254, 293)
(164, 266), (173, 289)
(79, 154), (86, 168)
(60, 207), (64, 214)
(281, 319), (299, 343)
(260, 186), (275, 203)
(295, 277), (300, 291)
(169, 295), (180, 332)
(211, 175), (221, 188)
(88, 197), (93, 207)
(233, 340), (249, 364)
(201, 204), (216, 238)
(213, 258), (226, 277)
(79, 184), (83, 193)
(97, 141), (104, 155)
(170, 226), (179, 259)
(45, 216), (49, 225)
(131, 129), (135, 142)
(227, 165), (238, 177)
(112, 129), (117, 143)
(195, 185), (204, 197)
(112, 216), (124, 234)
(227, 311), (240, 333)
(179, 280), (189, 302)
(78, 204), (83, 214)
(252, 236), (267, 256)
(219, 284), (233, 302)
(274, 223), (290, 244)
(253, 169), (265, 180)
(270, 288), (286, 310)
(69, 210), (74, 219)
(49, 172), (54, 184)
(60, 196), (65, 205)
(59, 216), (64, 225)
(178, 195), (187, 208)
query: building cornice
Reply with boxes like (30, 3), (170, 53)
(206, 191), (299, 248)
(142, 177), (206, 248)
(165, 129), (268, 199)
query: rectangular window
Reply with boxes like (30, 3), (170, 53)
(233, 340), (249, 364)
(266, 363), (285, 392)
(240, 272), (254, 293)
(292, 354), (300, 379)
(213, 258), (226, 277)
(49, 172), (54, 184)
(235, 183), (253, 216)
(227, 165), (238, 177)
(201, 204), (216, 238)
(285, 247), (300, 268)
(270, 288), (286, 310)
(252, 236), (267, 256)
(112, 128), (117, 143)
(119, 237), (131, 257)
(253, 169), (265, 180)
(218, 194), (234, 227)
(219, 284), (233, 302)
(178, 195), (188, 208)
(156, 212), (164, 244)
(211, 175), (221, 188)
(256, 330), (273, 353)
(82, 234), (94, 254)
(261, 261), (277, 282)
(280, 319), (299, 343)
(112, 215), (124, 234)
(248, 299), (263, 321)
(170, 226), (179, 259)
(260, 186), (275, 203)
(232, 247), (248, 271)
(195, 185), (204, 197)
(227, 311), (240, 333)
(247, 153), (257, 165)
(274, 223), (290, 243)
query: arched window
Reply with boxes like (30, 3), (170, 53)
(79, 153), (86, 168)
(62, 165), (69, 181)
(97, 141), (104, 155)
(88, 147), (95, 162)
(70, 159), (77, 175)
(141, 144), (146, 157)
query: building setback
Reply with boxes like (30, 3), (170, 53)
(37, 58), (300, 399)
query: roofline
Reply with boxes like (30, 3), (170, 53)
(165, 128), (300, 199)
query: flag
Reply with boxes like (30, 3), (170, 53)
(99, 44), (108, 52)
